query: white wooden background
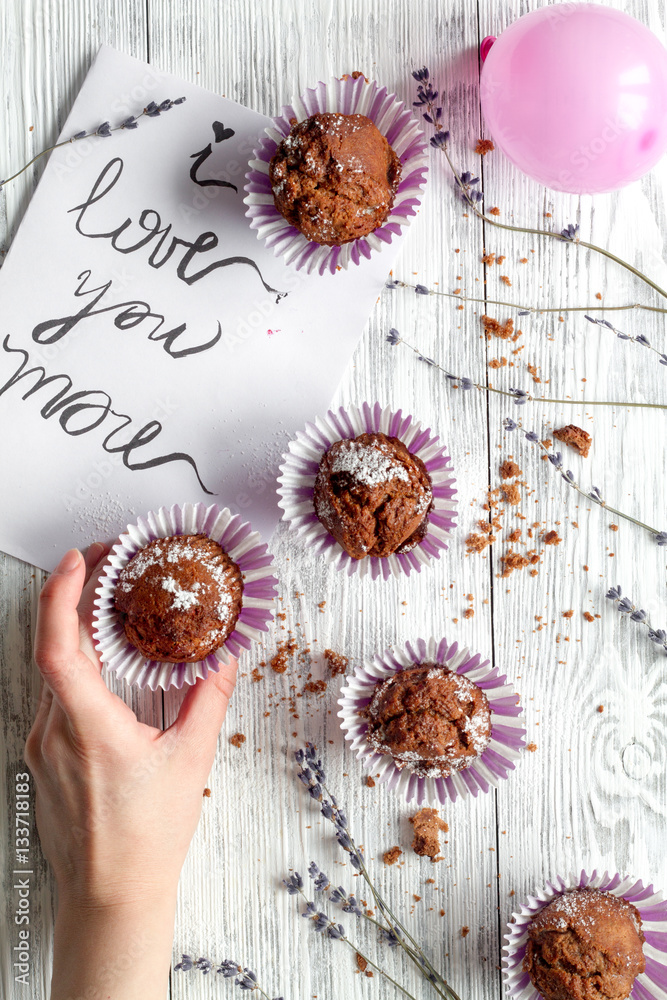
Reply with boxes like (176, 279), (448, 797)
(1, 1), (666, 998)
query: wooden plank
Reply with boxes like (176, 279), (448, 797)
(0, 3), (149, 998)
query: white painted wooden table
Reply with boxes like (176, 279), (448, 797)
(2, 2), (666, 998)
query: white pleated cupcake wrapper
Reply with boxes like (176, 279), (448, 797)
(338, 636), (526, 805)
(243, 75), (429, 274)
(503, 870), (667, 1000)
(276, 402), (457, 580)
(93, 503), (278, 692)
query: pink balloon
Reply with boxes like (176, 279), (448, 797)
(480, 3), (667, 193)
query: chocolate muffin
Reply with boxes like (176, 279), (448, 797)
(523, 888), (645, 1000)
(364, 664), (492, 778)
(269, 112), (402, 246)
(114, 534), (243, 663)
(313, 433), (432, 560)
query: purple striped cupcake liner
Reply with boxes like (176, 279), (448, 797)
(338, 636), (526, 804)
(93, 503), (278, 691)
(243, 76), (429, 274)
(276, 402), (457, 580)
(503, 870), (667, 1000)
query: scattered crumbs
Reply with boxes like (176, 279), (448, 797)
(489, 206), (500, 215)
(583, 564), (589, 572)
(520, 257), (528, 263)
(526, 742), (537, 752)
(356, 953), (367, 973)
(583, 612), (595, 622)
(324, 648), (348, 676)
(383, 846), (402, 866)
(527, 362), (542, 384)
(461, 926), (470, 938)
(425, 878), (435, 884)
(489, 357), (507, 369)
(508, 529), (521, 543)
(481, 314), (520, 342)
(318, 600), (326, 612)
(409, 808), (448, 862)
(562, 610), (574, 619)
(365, 776), (376, 788)
(413, 894), (422, 902)
(501, 550), (538, 577)
(500, 460), (521, 480)
(251, 667), (264, 683)
(482, 251), (497, 266)
(270, 636), (299, 673)
(466, 532), (494, 554)
(203, 787), (211, 797)
(500, 275), (511, 287)
(463, 608), (474, 619)
(304, 679), (327, 696)
(440, 909), (445, 917)
(476, 138), (495, 155)
(597, 705), (604, 713)
(610, 523), (618, 532)
(553, 424), (592, 458)
(501, 483), (521, 505)
(230, 733), (246, 748)
(543, 530), (561, 546)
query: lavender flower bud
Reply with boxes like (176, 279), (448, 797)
(503, 418), (518, 432)
(218, 960), (239, 977)
(175, 955), (194, 971)
(196, 957), (213, 974)
(415, 284), (430, 295)
(386, 328), (401, 345)
(326, 923), (345, 940)
(656, 531), (667, 546)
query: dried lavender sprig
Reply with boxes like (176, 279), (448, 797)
(504, 418), (667, 545)
(606, 586), (667, 653)
(411, 67), (667, 303)
(288, 886), (420, 1000)
(0, 97), (186, 192)
(174, 955), (280, 1000)
(386, 277), (667, 318)
(585, 316), (667, 369)
(387, 329), (667, 411)
(294, 746), (461, 1000)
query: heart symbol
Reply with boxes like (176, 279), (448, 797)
(213, 121), (235, 143)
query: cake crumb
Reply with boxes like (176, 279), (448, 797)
(270, 636), (298, 673)
(597, 705), (604, 713)
(501, 483), (521, 505)
(481, 314), (519, 342)
(466, 532), (494, 554)
(500, 275), (511, 286)
(463, 608), (474, 619)
(365, 776), (376, 788)
(553, 424), (592, 458)
(489, 206), (500, 215)
(203, 787), (211, 797)
(461, 926), (470, 938)
(230, 733), (246, 748)
(526, 742), (537, 752)
(500, 460), (521, 480)
(324, 648), (348, 676)
(383, 846), (402, 866)
(304, 679), (327, 695)
(476, 138), (495, 155)
(409, 808), (448, 861)
(356, 953), (367, 972)
(562, 610), (574, 619)
(543, 530), (561, 545)
(583, 612), (595, 623)
(610, 523), (618, 531)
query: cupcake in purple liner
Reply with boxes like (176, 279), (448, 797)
(93, 503), (278, 691)
(276, 402), (457, 580)
(244, 76), (428, 274)
(338, 637), (526, 804)
(503, 870), (667, 1000)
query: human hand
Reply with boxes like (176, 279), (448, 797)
(25, 544), (237, 999)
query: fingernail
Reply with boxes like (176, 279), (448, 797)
(56, 548), (82, 574)
(86, 541), (106, 563)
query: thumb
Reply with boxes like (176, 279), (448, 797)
(162, 658), (238, 765)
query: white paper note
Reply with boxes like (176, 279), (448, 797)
(0, 46), (414, 570)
